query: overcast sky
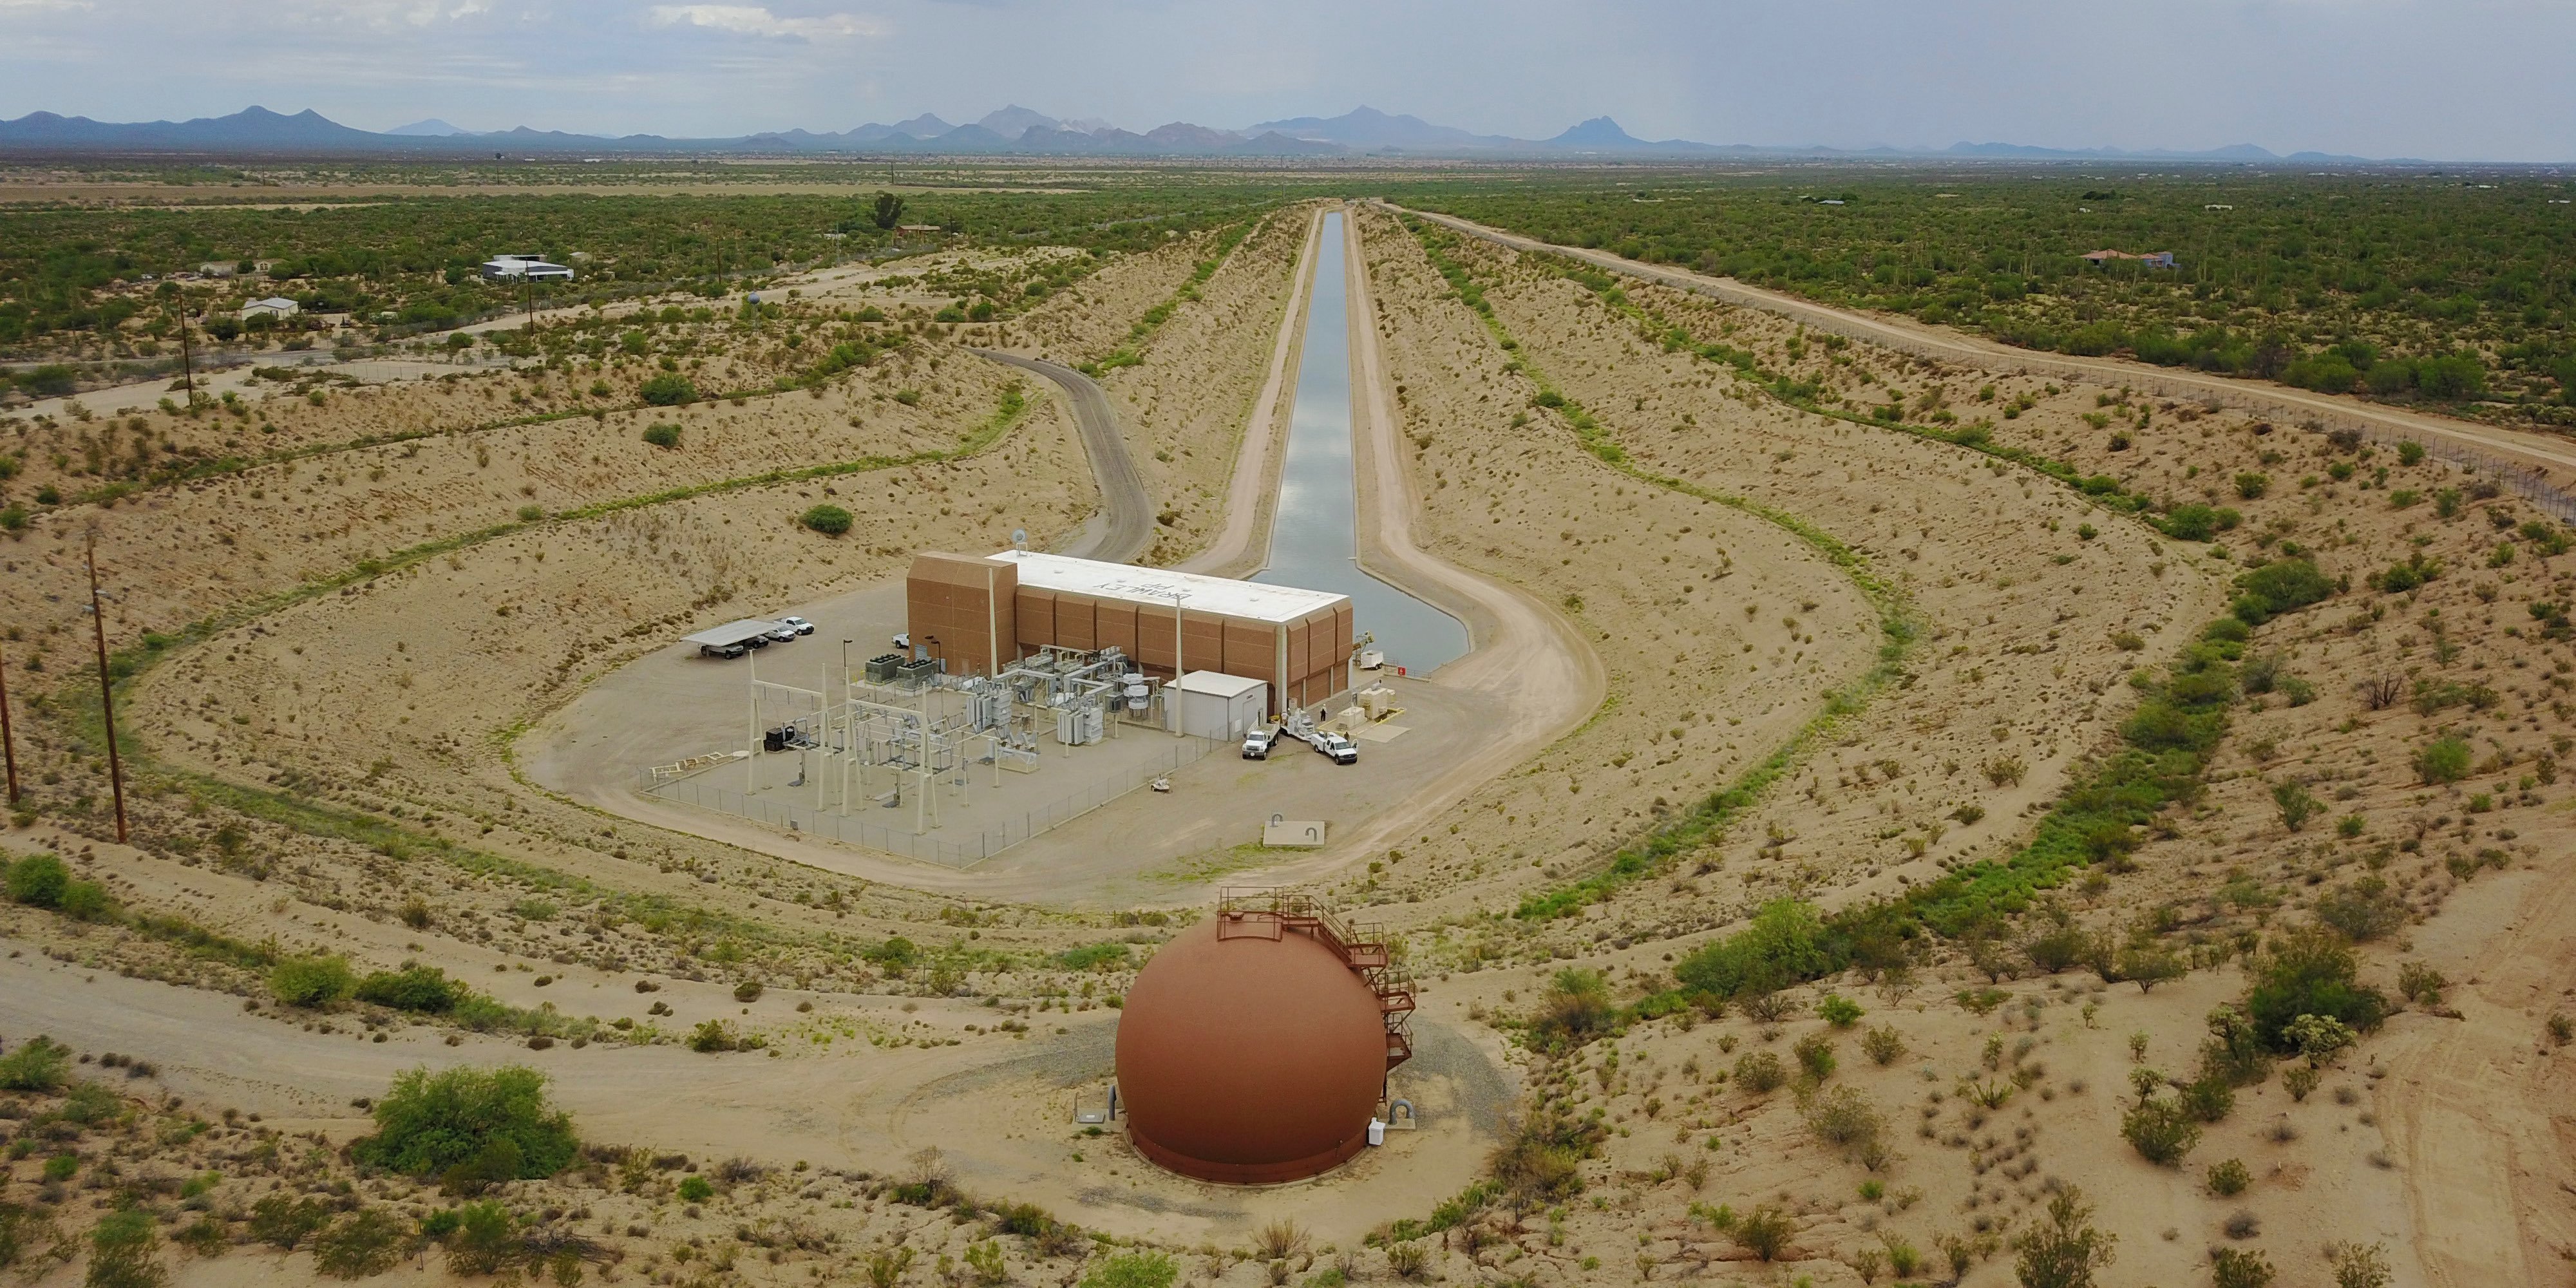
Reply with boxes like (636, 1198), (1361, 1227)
(3, 0), (2570, 160)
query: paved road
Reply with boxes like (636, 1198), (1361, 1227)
(1390, 203), (2576, 516)
(969, 348), (1155, 563)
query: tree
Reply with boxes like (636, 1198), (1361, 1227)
(871, 192), (907, 231)
(351, 1065), (578, 1183)
(2012, 1186), (2115, 1288)
(1672, 899), (1831, 999)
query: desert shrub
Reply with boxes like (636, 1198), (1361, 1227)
(687, 1020), (740, 1052)
(2211, 1247), (2276, 1288)
(1383, 1243), (1428, 1280)
(1815, 994), (1864, 1027)
(2177, 1075), (2235, 1122)
(2024, 925), (2088, 973)
(86, 1209), (164, 1288)
(1801, 1084), (1884, 1151)
(2231, 558), (2334, 625)
(2116, 941), (2187, 991)
(1079, 1251), (1177, 1288)
(2328, 1242), (2392, 1288)
(1531, 968), (1615, 1048)
(1672, 900), (1830, 1000)
(310, 1207), (406, 1280)
(2199, 1006), (2271, 1086)
(1861, 1024), (1906, 1066)
(2413, 735), (2472, 784)
(0, 1035), (72, 1092)
(352, 1065), (578, 1183)
(442, 1202), (519, 1277)
(5, 853), (69, 907)
(2120, 1099), (2200, 1165)
(2205, 1157), (2251, 1197)
(1733, 1050), (1787, 1094)
(1792, 1032), (1837, 1082)
(2396, 961), (2447, 1006)
(2282, 1065), (2321, 1101)
(1488, 1111), (1598, 1202)
(799, 504), (854, 536)
(640, 422), (681, 449)
(677, 1175), (714, 1202)
(638, 373), (697, 406)
(355, 965), (462, 1014)
(247, 1194), (333, 1249)
(0, 1201), (35, 1269)
(1730, 1205), (1796, 1261)
(2313, 876), (2406, 942)
(732, 980), (764, 1004)
(2247, 931), (2389, 1049)
(2271, 781), (2320, 832)
(2157, 504), (2240, 542)
(2369, 553), (2442, 593)
(268, 956), (355, 1009)
(2011, 1186), (2115, 1288)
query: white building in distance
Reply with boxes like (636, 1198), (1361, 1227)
(480, 254), (574, 282)
(238, 297), (300, 321)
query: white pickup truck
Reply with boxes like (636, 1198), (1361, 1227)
(1242, 726), (1280, 760)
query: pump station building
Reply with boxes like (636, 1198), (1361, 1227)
(906, 551), (1355, 715)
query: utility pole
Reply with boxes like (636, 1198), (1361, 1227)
(0, 635), (19, 804)
(85, 532), (128, 842)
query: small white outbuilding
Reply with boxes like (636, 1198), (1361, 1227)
(1169, 670), (1269, 741)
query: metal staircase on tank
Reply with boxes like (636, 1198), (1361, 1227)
(1216, 888), (1414, 1071)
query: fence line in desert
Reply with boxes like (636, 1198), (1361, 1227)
(645, 736), (1218, 869)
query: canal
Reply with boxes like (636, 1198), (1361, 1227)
(1253, 211), (1471, 674)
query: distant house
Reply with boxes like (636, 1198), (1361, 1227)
(480, 254), (574, 282)
(197, 261), (238, 278)
(239, 297), (301, 321)
(2082, 249), (2177, 269)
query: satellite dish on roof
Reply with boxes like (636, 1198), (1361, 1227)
(1012, 528), (1028, 550)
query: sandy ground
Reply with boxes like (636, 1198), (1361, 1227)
(7, 187), (2576, 1288)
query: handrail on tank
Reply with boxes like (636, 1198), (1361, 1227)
(1218, 886), (1414, 1072)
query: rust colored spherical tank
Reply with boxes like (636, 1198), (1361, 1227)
(1115, 914), (1387, 1184)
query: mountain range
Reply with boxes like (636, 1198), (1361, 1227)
(0, 103), (2378, 163)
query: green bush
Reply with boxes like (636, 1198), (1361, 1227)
(248, 1194), (333, 1249)
(2120, 1098), (2200, 1165)
(1815, 993), (1864, 1027)
(2211, 1247), (2277, 1288)
(442, 1201), (519, 1277)
(2206, 1157), (2251, 1196)
(85, 1208), (164, 1288)
(1079, 1251), (1179, 1288)
(2231, 558), (2334, 624)
(1792, 1032), (1837, 1082)
(2245, 930), (2389, 1050)
(269, 956), (355, 1009)
(57, 881), (114, 922)
(0, 1036), (72, 1092)
(355, 965), (463, 1013)
(688, 1020), (740, 1053)
(641, 422), (681, 449)
(2157, 504), (2241, 542)
(311, 1207), (408, 1280)
(350, 1065), (578, 1183)
(1673, 900), (1830, 999)
(5, 853), (69, 907)
(1531, 968), (1615, 1048)
(2414, 735), (2472, 784)
(677, 1175), (714, 1202)
(638, 373), (697, 406)
(799, 504), (854, 536)
(1732, 1050), (1787, 1094)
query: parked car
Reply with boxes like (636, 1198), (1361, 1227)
(779, 616), (815, 636)
(699, 642), (748, 659)
(766, 623), (799, 643)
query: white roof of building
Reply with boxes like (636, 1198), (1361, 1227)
(1174, 670), (1267, 699)
(242, 297), (298, 311)
(990, 550), (1345, 625)
(681, 619), (784, 647)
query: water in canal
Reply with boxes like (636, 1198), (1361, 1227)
(1253, 211), (1471, 674)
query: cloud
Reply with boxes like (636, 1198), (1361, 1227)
(646, 4), (884, 39)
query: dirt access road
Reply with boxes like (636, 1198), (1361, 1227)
(1394, 204), (2576, 494)
(971, 348), (1155, 562)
